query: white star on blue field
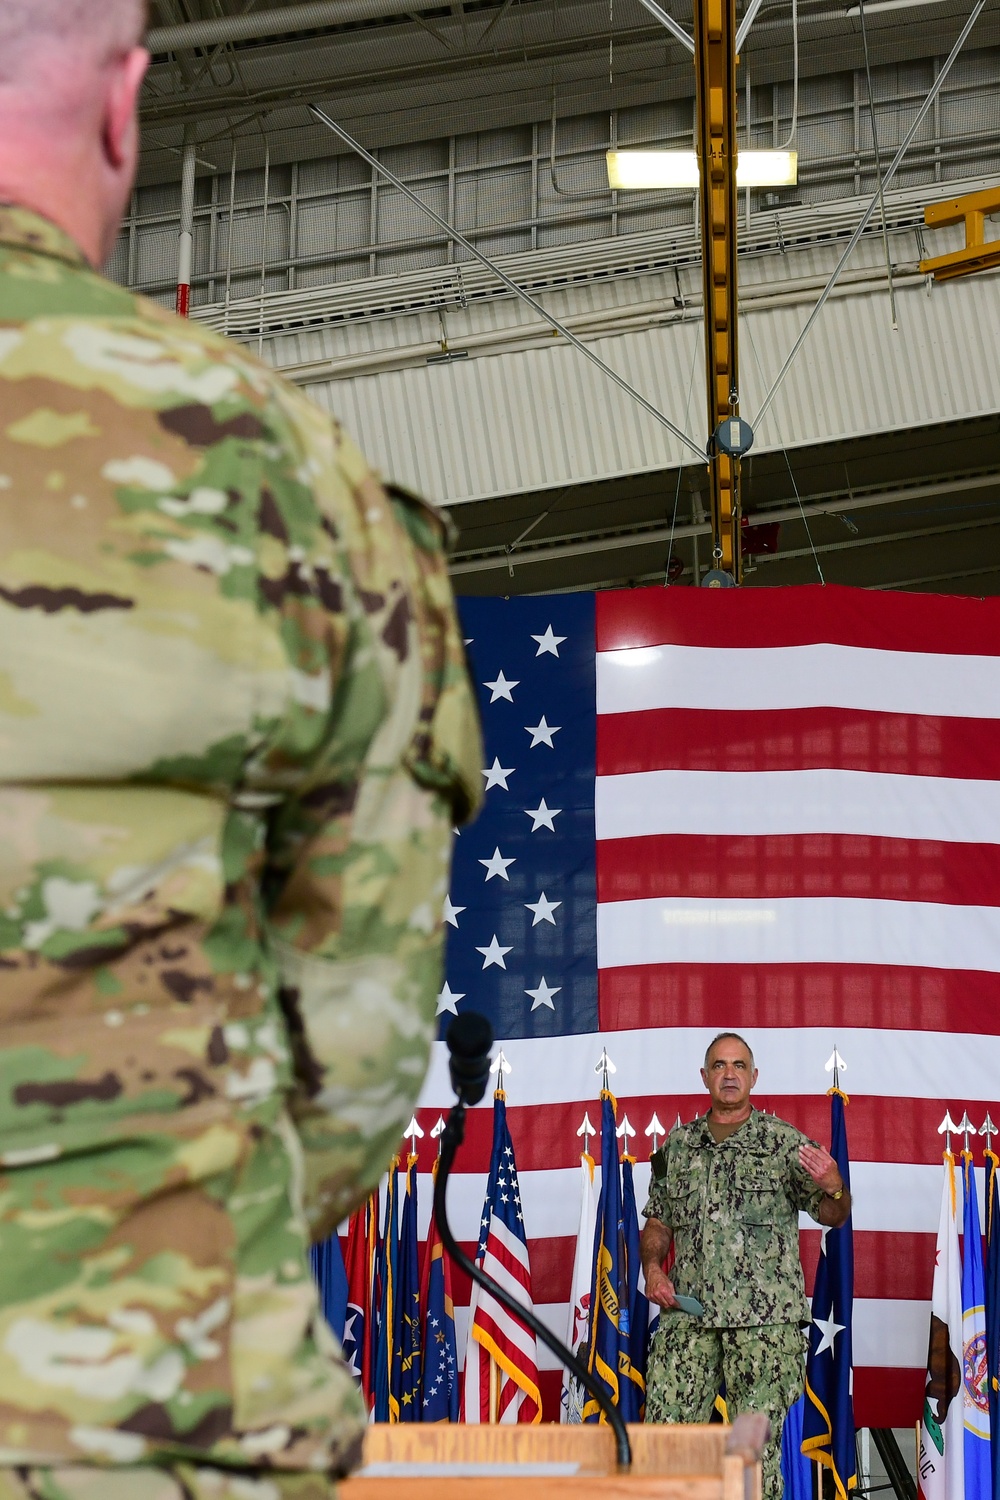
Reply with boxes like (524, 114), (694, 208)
(440, 595), (597, 1040)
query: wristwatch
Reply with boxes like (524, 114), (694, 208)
(825, 1184), (845, 1200)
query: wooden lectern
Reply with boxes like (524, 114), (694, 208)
(340, 1417), (767, 1500)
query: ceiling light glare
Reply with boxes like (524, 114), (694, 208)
(606, 149), (798, 190)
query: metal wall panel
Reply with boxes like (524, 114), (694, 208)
(118, 45), (1000, 304)
(299, 255), (1000, 507)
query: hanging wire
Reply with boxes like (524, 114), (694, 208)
(777, 0), (799, 149)
(663, 330), (703, 585)
(782, 449), (825, 584)
(857, 0), (899, 329)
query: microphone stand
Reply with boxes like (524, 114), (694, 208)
(433, 1096), (633, 1469)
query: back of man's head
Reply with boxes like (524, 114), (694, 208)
(0, 1), (149, 266)
(0, 1), (146, 84)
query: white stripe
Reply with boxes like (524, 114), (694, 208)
(479, 1254), (535, 1310)
(418, 1027), (1000, 1109)
(472, 1293), (539, 1360)
(595, 767), (1000, 844)
(417, 1160), (979, 1243)
(596, 643), (1000, 718)
(487, 1216), (532, 1270)
(597, 895), (1000, 974)
(455, 1299), (932, 1372)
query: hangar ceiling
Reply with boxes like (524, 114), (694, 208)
(138, 0), (1000, 595)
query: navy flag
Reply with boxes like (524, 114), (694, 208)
(392, 1156), (423, 1421)
(309, 1231), (348, 1346)
(583, 1091), (642, 1422)
(372, 1158), (398, 1422)
(421, 1159), (460, 1422)
(801, 1087), (857, 1500)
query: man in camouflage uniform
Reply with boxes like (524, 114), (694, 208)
(641, 1034), (851, 1500)
(0, 5), (482, 1498)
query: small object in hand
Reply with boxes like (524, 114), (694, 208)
(673, 1294), (705, 1317)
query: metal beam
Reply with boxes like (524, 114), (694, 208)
(448, 469), (1000, 574)
(633, 0), (695, 54)
(735, 0), (767, 52)
(146, 0), (453, 53)
(693, 0), (742, 578)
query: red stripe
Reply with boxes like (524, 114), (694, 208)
(597, 706), (1000, 780)
(597, 834), (1000, 908)
(598, 963), (1000, 1041)
(449, 1228), (934, 1306)
(853, 1365), (924, 1428)
(417, 1095), (998, 1172)
(801, 1229), (934, 1302)
(450, 1237), (574, 1307)
(595, 584), (1000, 656)
(537, 1368), (563, 1422)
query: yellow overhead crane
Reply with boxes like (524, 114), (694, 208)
(693, 0), (744, 585)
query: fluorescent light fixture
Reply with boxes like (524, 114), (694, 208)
(606, 149), (798, 190)
(735, 149), (799, 187)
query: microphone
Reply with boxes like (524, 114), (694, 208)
(445, 1012), (493, 1106)
(435, 1011), (632, 1468)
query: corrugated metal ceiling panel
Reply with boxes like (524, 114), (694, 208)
(306, 263), (1000, 505)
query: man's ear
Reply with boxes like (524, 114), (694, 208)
(103, 46), (149, 171)
(700, 1067), (709, 1089)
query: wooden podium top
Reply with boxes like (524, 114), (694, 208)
(340, 1421), (765, 1500)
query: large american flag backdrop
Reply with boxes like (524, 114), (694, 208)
(407, 583), (1000, 1426)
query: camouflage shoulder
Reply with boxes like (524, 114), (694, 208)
(759, 1111), (815, 1150)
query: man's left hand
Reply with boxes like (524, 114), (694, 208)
(798, 1143), (842, 1195)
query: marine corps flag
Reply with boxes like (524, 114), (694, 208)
(801, 1087), (856, 1500)
(920, 1152), (965, 1500)
(583, 1092), (643, 1424)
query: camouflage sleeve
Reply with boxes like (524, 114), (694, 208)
(787, 1131), (826, 1221)
(253, 406), (483, 1241)
(642, 1137), (675, 1224)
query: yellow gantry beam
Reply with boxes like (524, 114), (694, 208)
(693, 0), (742, 581)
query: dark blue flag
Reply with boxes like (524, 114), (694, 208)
(801, 1088), (856, 1500)
(985, 1148), (1000, 1500)
(392, 1157), (422, 1421)
(372, 1159), (398, 1422)
(310, 1231), (348, 1343)
(621, 1153), (649, 1419)
(584, 1092), (641, 1422)
(421, 1160), (460, 1422)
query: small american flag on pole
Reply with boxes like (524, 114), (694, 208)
(462, 1086), (542, 1423)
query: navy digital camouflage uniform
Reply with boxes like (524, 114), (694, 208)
(643, 1110), (826, 1500)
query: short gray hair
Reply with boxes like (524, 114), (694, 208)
(0, 0), (146, 81)
(704, 1031), (754, 1069)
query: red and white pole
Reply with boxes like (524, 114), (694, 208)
(176, 125), (196, 317)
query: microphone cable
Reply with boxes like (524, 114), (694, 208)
(434, 1014), (633, 1469)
